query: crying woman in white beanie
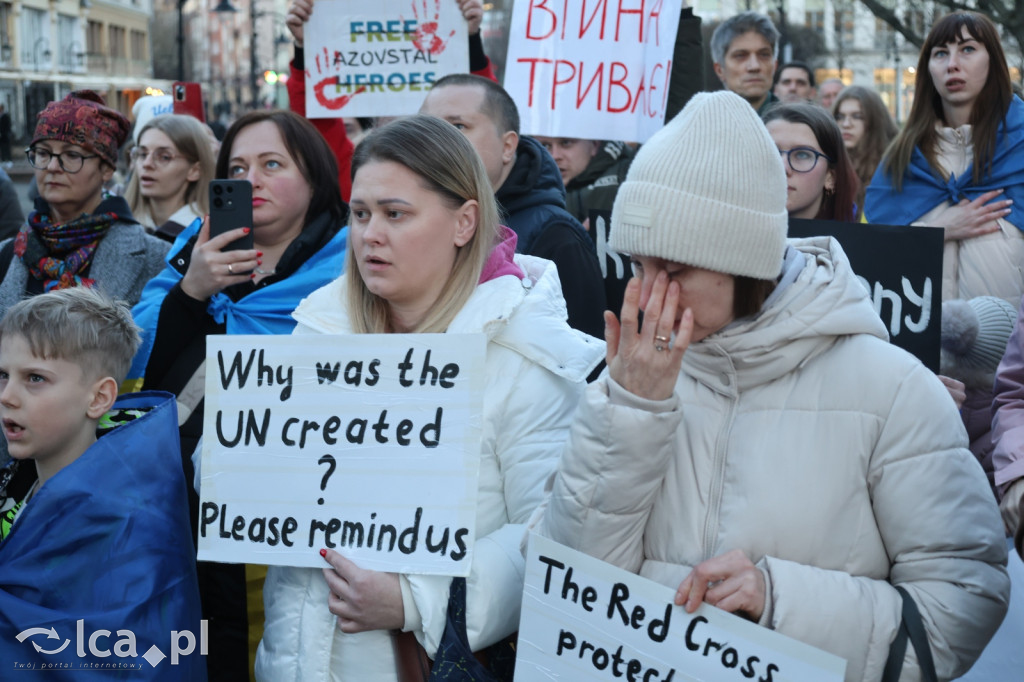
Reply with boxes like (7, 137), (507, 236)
(536, 91), (1008, 681)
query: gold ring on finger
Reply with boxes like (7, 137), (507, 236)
(228, 263), (234, 274)
(655, 335), (670, 343)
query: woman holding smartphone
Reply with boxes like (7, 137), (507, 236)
(129, 109), (348, 680)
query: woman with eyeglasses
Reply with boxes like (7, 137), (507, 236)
(124, 114), (216, 242)
(763, 102), (859, 222)
(0, 90), (169, 320)
(866, 11), (1024, 307)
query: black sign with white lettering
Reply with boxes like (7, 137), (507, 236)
(788, 219), (942, 372)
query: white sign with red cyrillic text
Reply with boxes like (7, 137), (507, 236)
(504, 0), (682, 143)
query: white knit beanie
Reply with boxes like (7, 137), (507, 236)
(131, 95), (173, 144)
(610, 91), (788, 280)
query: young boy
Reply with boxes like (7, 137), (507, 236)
(0, 288), (205, 679)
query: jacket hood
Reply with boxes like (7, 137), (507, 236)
(684, 236), (889, 392)
(292, 255), (604, 383)
(496, 136), (566, 218)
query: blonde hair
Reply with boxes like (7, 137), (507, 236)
(124, 114), (215, 225)
(345, 115), (501, 334)
(0, 287), (141, 384)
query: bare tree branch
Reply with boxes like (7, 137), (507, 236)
(858, 0), (926, 46)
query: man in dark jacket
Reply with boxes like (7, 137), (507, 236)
(420, 74), (606, 340)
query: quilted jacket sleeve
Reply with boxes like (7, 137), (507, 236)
(992, 295), (1024, 494)
(763, 363), (1008, 681)
(536, 376), (681, 573)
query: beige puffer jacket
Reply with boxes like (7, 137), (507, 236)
(915, 123), (1024, 305)
(538, 237), (1009, 681)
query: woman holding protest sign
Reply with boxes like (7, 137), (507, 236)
(256, 115), (603, 680)
(535, 91), (1008, 681)
(865, 11), (1024, 307)
(128, 109), (349, 679)
(763, 102), (858, 222)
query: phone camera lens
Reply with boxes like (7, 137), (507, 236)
(212, 185), (223, 196)
(213, 197), (223, 208)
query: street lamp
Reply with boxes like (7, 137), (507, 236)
(65, 40), (85, 71)
(177, 0), (187, 81)
(212, 0), (260, 109)
(33, 37), (51, 70)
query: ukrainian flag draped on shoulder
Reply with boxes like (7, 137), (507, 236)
(126, 217), (348, 383)
(865, 95), (1024, 228)
(0, 392), (206, 680)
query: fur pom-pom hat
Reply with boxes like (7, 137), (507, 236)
(940, 296), (1018, 388)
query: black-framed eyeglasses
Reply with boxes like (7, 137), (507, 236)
(24, 147), (99, 173)
(778, 147), (832, 173)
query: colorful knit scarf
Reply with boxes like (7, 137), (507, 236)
(13, 208), (119, 291)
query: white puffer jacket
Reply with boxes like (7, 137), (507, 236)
(256, 255), (604, 682)
(537, 238), (1009, 682)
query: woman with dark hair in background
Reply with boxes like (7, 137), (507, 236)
(866, 11), (1024, 306)
(129, 109), (348, 679)
(832, 86), (898, 218)
(763, 102), (859, 222)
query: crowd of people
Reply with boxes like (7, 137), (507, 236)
(0, 1), (1022, 681)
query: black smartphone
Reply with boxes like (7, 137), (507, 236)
(209, 180), (254, 251)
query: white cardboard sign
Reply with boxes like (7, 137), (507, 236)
(504, 0), (682, 143)
(304, 0), (469, 117)
(198, 333), (485, 574)
(517, 534), (847, 681)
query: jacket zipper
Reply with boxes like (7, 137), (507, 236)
(701, 374), (738, 561)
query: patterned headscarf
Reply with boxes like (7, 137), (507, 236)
(30, 90), (130, 167)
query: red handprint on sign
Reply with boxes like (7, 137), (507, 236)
(407, 0), (456, 56)
(313, 78), (366, 111)
(311, 46), (365, 111)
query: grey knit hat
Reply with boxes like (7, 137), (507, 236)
(610, 91), (788, 280)
(940, 296), (1018, 387)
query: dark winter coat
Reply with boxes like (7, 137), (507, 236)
(497, 135), (605, 340)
